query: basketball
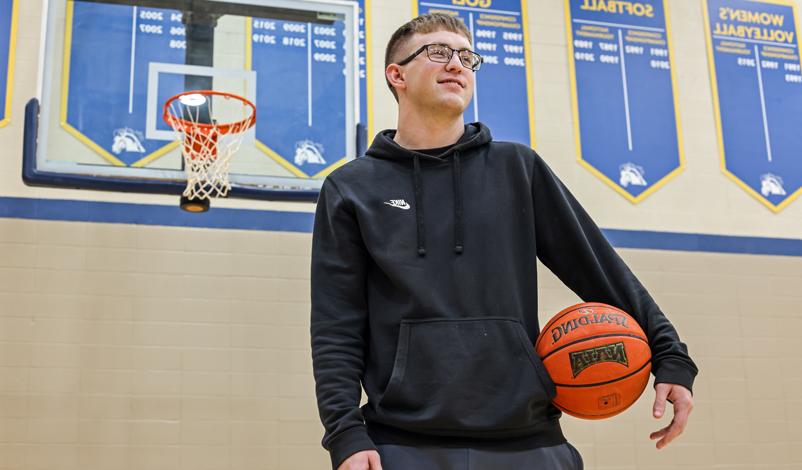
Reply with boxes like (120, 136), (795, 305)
(536, 302), (651, 420)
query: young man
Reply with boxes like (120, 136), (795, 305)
(311, 13), (697, 470)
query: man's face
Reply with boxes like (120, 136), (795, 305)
(393, 30), (475, 114)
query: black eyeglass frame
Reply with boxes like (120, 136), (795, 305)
(395, 43), (483, 71)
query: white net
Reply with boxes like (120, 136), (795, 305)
(165, 92), (255, 201)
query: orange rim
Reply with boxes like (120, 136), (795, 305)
(163, 90), (256, 135)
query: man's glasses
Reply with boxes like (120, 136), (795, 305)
(396, 43), (483, 71)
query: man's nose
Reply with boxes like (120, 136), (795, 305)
(444, 52), (462, 72)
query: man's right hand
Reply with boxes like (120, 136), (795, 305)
(337, 450), (383, 470)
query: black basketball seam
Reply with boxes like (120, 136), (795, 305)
(536, 303), (632, 349)
(553, 359), (651, 388)
(541, 332), (649, 362)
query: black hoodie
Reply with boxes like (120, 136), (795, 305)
(310, 122), (697, 469)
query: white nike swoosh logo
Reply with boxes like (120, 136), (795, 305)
(384, 201), (411, 210)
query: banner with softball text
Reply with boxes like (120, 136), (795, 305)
(565, 0), (684, 203)
(703, 0), (802, 212)
(413, 0), (536, 148)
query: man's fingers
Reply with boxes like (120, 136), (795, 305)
(649, 422), (671, 440)
(367, 451), (383, 470)
(650, 401), (692, 447)
(649, 420), (675, 449)
(648, 384), (694, 449)
(658, 399), (691, 447)
(657, 421), (682, 449)
(653, 383), (670, 418)
(672, 398), (693, 429)
(651, 411), (690, 449)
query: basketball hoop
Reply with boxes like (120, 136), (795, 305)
(163, 90), (256, 212)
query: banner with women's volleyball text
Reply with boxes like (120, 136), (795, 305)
(703, 0), (802, 212)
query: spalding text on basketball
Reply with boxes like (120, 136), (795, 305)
(551, 311), (629, 344)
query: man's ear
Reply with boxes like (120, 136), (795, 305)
(386, 64), (406, 94)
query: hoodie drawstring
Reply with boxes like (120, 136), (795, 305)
(412, 151), (464, 257)
(452, 151), (464, 254)
(412, 155), (426, 256)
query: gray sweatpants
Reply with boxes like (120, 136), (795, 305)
(376, 442), (583, 470)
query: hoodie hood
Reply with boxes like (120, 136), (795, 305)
(364, 122), (492, 257)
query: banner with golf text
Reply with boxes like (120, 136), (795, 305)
(414, 0), (535, 147)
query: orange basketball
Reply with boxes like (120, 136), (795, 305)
(535, 302), (651, 420)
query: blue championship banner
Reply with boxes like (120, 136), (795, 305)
(63, 1), (183, 167)
(249, 16), (348, 178)
(703, 0), (802, 212)
(0, 0), (18, 128)
(414, 0), (535, 147)
(356, 0), (373, 138)
(565, 0), (684, 202)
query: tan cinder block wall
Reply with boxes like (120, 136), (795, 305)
(0, 219), (323, 470)
(2, 219), (802, 469)
(1, 0), (802, 469)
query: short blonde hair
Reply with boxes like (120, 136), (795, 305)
(384, 13), (472, 101)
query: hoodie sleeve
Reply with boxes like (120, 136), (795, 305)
(310, 177), (377, 469)
(531, 152), (698, 392)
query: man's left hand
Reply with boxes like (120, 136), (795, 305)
(650, 382), (693, 449)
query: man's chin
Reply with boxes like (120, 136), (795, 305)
(431, 96), (471, 115)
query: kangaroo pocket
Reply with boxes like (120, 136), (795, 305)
(376, 317), (556, 435)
